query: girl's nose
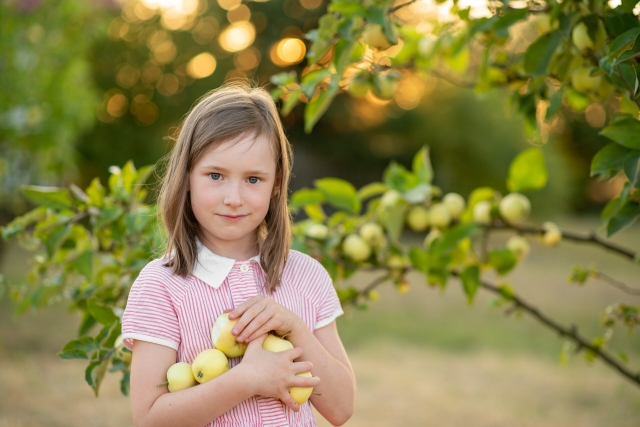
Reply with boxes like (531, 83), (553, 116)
(223, 185), (244, 207)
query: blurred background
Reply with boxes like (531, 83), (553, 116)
(1, 0), (639, 425)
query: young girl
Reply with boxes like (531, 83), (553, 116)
(121, 80), (356, 427)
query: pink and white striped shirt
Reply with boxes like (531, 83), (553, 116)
(121, 241), (344, 427)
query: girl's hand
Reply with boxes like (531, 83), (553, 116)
(240, 335), (320, 412)
(228, 296), (303, 342)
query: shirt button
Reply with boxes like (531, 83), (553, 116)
(240, 264), (249, 272)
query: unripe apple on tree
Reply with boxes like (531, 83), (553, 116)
(114, 335), (132, 365)
(473, 200), (493, 225)
(571, 67), (602, 94)
(428, 203), (451, 229)
(533, 13), (552, 35)
(362, 23), (392, 50)
(348, 70), (371, 98)
(442, 192), (466, 219)
(380, 189), (402, 208)
(342, 233), (372, 262)
(371, 73), (398, 100)
(424, 228), (443, 247)
(540, 221), (562, 247)
(406, 206), (430, 231)
(499, 193), (531, 223)
(418, 35), (436, 57)
(191, 349), (230, 384)
(305, 223), (329, 240)
(359, 222), (386, 248)
(386, 253), (410, 269)
(572, 22), (594, 53)
(506, 235), (530, 259)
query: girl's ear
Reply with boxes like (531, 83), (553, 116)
(272, 174), (282, 198)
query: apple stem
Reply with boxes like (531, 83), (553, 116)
(312, 392), (322, 396)
(280, 331), (292, 340)
(156, 381), (169, 387)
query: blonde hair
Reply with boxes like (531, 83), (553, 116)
(157, 79), (293, 293)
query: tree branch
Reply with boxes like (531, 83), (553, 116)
(389, 0), (418, 14)
(487, 223), (637, 262)
(594, 271), (640, 296)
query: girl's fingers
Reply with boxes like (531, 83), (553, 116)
(228, 296), (262, 320)
(237, 311), (274, 342)
(232, 302), (267, 336)
(291, 360), (313, 374)
(291, 374), (320, 388)
(243, 316), (283, 343)
(282, 346), (303, 361)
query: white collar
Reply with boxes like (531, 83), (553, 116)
(191, 239), (260, 289)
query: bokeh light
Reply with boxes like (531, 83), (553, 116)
(157, 73), (181, 95)
(234, 47), (261, 70)
(218, 0), (242, 10)
(585, 103), (607, 128)
(192, 16), (219, 44)
(187, 52), (217, 78)
(300, 0), (323, 10)
(218, 21), (256, 52)
(227, 4), (251, 23)
(270, 38), (306, 66)
(107, 93), (129, 117)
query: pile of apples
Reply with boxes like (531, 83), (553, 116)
(156, 313), (314, 405)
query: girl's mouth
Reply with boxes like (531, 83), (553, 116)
(218, 214), (247, 222)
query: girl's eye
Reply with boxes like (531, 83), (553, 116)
(248, 177), (260, 184)
(209, 173), (221, 180)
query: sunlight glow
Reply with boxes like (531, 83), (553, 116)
(218, 21), (256, 52)
(187, 52), (217, 78)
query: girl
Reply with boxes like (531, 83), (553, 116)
(121, 80), (356, 427)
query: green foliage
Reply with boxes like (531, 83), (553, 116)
(2, 162), (159, 395)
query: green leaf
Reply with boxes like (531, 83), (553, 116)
(460, 264), (480, 304)
(412, 145), (434, 184)
(607, 201), (640, 236)
(1, 206), (48, 240)
(507, 147), (548, 192)
(303, 204), (326, 221)
(45, 225), (71, 258)
(545, 88), (564, 122)
(290, 188), (326, 211)
(270, 70), (298, 87)
(120, 371), (131, 396)
(121, 161), (137, 195)
(524, 30), (562, 77)
(93, 206), (123, 230)
(489, 249), (518, 276)
(492, 8), (528, 38)
(357, 182), (388, 201)
(85, 359), (109, 396)
(304, 76), (340, 133)
(383, 162), (420, 192)
(314, 178), (361, 213)
(623, 150), (640, 186)
(328, 1), (367, 16)
(301, 68), (332, 99)
(433, 223), (481, 256)
(22, 186), (74, 210)
(591, 142), (632, 179)
(86, 178), (105, 208)
(73, 250), (93, 279)
(409, 247), (429, 273)
(608, 27), (640, 63)
(600, 114), (640, 149)
(87, 297), (118, 325)
(58, 336), (97, 360)
(617, 62), (639, 95)
(378, 197), (407, 242)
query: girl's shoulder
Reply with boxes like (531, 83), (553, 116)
(133, 257), (192, 293)
(282, 250), (332, 285)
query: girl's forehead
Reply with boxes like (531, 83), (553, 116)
(198, 132), (277, 167)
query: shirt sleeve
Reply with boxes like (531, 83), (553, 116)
(121, 261), (181, 351)
(313, 263), (344, 330)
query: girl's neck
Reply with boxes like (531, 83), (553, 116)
(198, 233), (259, 261)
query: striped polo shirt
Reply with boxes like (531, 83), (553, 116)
(121, 240), (344, 427)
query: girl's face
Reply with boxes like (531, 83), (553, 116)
(189, 133), (279, 259)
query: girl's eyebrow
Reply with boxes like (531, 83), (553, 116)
(201, 165), (270, 175)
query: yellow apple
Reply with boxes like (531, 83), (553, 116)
(406, 206), (430, 231)
(306, 224), (329, 240)
(473, 200), (493, 225)
(572, 22), (594, 53)
(380, 190), (402, 207)
(359, 222), (386, 248)
(386, 254), (410, 270)
(533, 13), (552, 35)
(429, 203), (451, 229)
(540, 221), (562, 247)
(442, 193), (466, 219)
(342, 234), (372, 262)
(114, 335), (132, 365)
(211, 312), (248, 358)
(363, 24), (392, 50)
(418, 35), (436, 57)
(159, 362), (198, 392)
(506, 235), (530, 259)
(571, 67), (602, 94)
(263, 334), (314, 405)
(499, 193), (531, 223)
(348, 71), (370, 98)
(191, 349), (230, 384)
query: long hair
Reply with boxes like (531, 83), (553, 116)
(157, 79), (293, 292)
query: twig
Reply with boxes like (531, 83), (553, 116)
(389, 0), (418, 14)
(594, 271), (640, 296)
(488, 223), (637, 262)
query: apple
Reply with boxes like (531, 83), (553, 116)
(571, 67), (602, 94)
(429, 203), (451, 229)
(114, 335), (132, 365)
(572, 22), (594, 53)
(595, 77), (614, 100)
(158, 362), (198, 392)
(418, 35), (436, 57)
(380, 190), (402, 208)
(406, 206), (430, 231)
(191, 349), (230, 384)
(371, 73), (398, 100)
(442, 193), (466, 219)
(424, 228), (442, 248)
(342, 234), (372, 262)
(540, 221), (562, 247)
(499, 193), (531, 223)
(473, 201), (493, 225)
(211, 312), (248, 358)
(263, 334), (314, 405)
(506, 235), (530, 259)
(533, 13), (552, 35)
(395, 277), (410, 294)
(386, 254), (410, 269)
(359, 222), (386, 248)
(348, 71), (370, 98)
(363, 24), (392, 50)
(305, 224), (329, 240)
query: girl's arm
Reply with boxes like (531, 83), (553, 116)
(288, 320), (356, 426)
(130, 338), (319, 427)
